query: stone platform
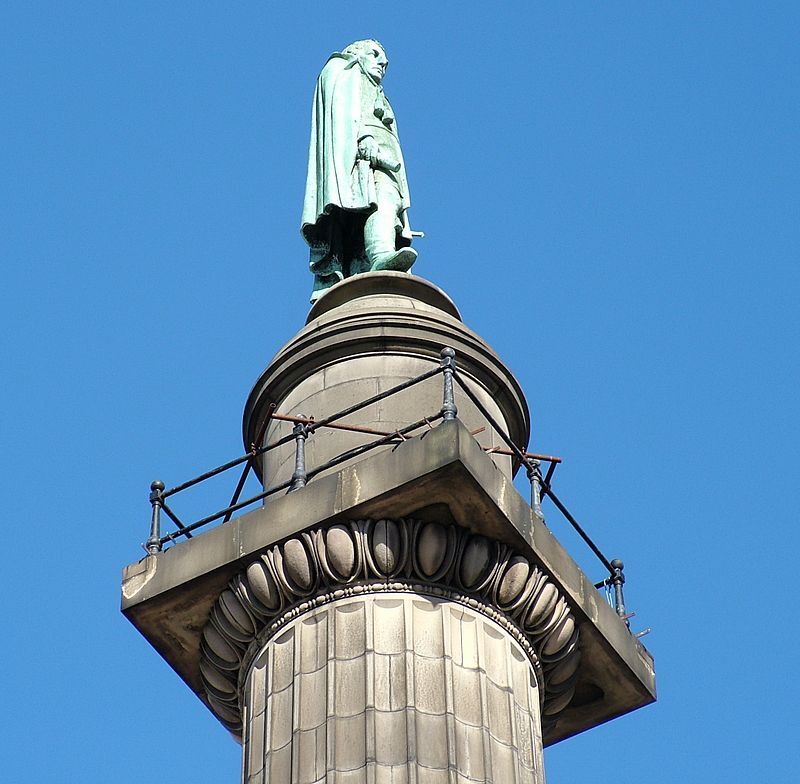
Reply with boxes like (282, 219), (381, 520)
(121, 419), (656, 759)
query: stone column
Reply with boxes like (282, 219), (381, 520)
(198, 519), (580, 784)
(242, 594), (544, 784)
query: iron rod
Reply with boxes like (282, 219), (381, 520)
(255, 403), (278, 449)
(162, 451), (259, 498)
(538, 480), (614, 574)
(482, 447), (562, 464)
(272, 413), (420, 439)
(543, 460), (558, 484)
(160, 369), (440, 500)
(162, 429), (298, 498)
(160, 477), (295, 543)
(306, 365), (442, 434)
(304, 412), (444, 482)
(222, 458), (255, 524)
(451, 371), (530, 467)
(223, 405), (275, 523)
(160, 501), (192, 538)
(159, 411), (444, 545)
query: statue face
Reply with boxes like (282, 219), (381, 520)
(359, 43), (388, 84)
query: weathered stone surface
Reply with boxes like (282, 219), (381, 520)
(544, 615), (576, 656)
(525, 582), (558, 630)
(280, 538), (313, 591)
(499, 555), (531, 605)
(202, 624), (239, 668)
(245, 559), (280, 610)
(219, 589), (254, 636)
(548, 650), (582, 685)
(416, 521), (447, 576)
(459, 534), (493, 588)
(372, 518), (401, 575)
(242, 594), (545, 783)
(323, 524), (356, 579)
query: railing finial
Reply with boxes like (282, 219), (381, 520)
(146, 480), (165, 555)
(288, 420), (309, 492)
(610, 558), (628, 626)
(526, 459), (545, 522)
(440, 347), (457, 421)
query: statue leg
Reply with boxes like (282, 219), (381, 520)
(364, 172), (417, 272)
(309, 243), (344, 302)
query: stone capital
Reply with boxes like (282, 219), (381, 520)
(200, 517), (581, 738)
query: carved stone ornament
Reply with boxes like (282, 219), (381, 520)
(199, 519), (580, 736)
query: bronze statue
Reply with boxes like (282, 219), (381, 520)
(301, 40), (417, 301)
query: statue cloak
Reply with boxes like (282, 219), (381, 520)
(301, 52), (412, 284)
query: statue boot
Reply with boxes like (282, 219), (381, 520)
(364, 186), (417, 272)
(369, 246), (417, 272)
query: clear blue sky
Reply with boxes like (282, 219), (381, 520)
(2, 3), (797, 782)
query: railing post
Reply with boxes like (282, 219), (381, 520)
(146, 480), (165, 554)
(289, 420), (308, 492)
(526, 459), (545, 522)
(610, 558), (629, 627)
(440, 347), (457, 421)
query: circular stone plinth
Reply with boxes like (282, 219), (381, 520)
(306, 272), (462, 323)
(243, 273), (530, 487)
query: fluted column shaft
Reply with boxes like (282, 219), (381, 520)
(242, 593), (545, 784)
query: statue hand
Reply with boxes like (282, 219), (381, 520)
(358, 136), (380, 167)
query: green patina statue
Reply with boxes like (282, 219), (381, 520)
(301, 40), (417, 301)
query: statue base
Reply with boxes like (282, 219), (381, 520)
(243, 272), (530, 490)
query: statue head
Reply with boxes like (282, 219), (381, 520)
(343, 39), (388, 84)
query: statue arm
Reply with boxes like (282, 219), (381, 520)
(357, 135), (380, 166)
(356, 134), (401, 173)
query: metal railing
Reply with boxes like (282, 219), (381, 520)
(142, 347), (642, 633)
